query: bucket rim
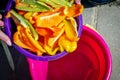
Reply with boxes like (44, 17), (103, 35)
(82, 26), (112, 80)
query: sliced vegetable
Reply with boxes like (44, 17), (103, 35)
(13, 25), (38, 53)
(35, 28), (53, 37)
(18, 0), (36, 5)
(16, 0), (52, 12)
(64, 4), (83, 17)
(70, 41), (77, 52)
(64, 18), (79, 41)
(38, 0), (62, 8)
(50, 0), (73, 7)
(65, 0), (74, 5)
(58, 34), (77, 52)
(10, 10), (39, 40)
(13, 31), (30, 49)
(35, 7), (66, 27)
(10, 0), (84, 56)
(24, 12), (33, 20)
(25, 27), (46, 54)
(48, 27), (64, 47)
(44, 45), (59, 55)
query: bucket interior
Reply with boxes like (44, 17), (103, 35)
(47, 26), (112, 80)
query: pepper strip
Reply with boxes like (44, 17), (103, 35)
(10, 10), (39, 40)
(44, 45), (59, 55)
(16, 0), (52, 12)
(25, 27), (46, 55)
(58, 34), (77, 52)
(64, 19), (79, 41)
(13, 26), (38, 53)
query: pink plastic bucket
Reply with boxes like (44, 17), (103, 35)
(47, 26), (112, 80)
(27, 26), (112, 80)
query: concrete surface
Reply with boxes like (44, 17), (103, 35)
(82, 1), (120, 80)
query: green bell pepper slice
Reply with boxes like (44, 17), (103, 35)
(10, 10), (39, 40)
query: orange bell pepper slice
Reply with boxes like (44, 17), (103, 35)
(13, 31), (30, 49)
(35, 27), (53, 37)
(13, 25), (46, 56)
(48, 27), (64, 47)
(25, 27), (46, 53)
(35, 7), (66, 27)
(64, 4), (84, 17)
(13, 26), (37, 53)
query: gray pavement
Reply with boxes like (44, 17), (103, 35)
(82, 1), (120, 80)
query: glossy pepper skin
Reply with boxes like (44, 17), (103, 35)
(13, 25), (46, 56)
(16, 0), (52, 12)
(25, 27), (46, 52)
(58, 34), (78, 53)
(10, 0), (84, 56)
(10, 10), (39, 40)
(64, 18), (78, 41)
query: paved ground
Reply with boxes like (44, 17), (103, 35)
(82, 1), (120, 80)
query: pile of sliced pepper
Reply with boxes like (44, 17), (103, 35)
(7, 0), (83, 56)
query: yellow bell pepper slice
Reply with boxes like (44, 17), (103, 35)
(25, 27), (46, 55)
(48, 27), (64, 47)
(58, 34), (77, 52)
(44, 45), (59, 55)
(64, 18), (79, 41)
